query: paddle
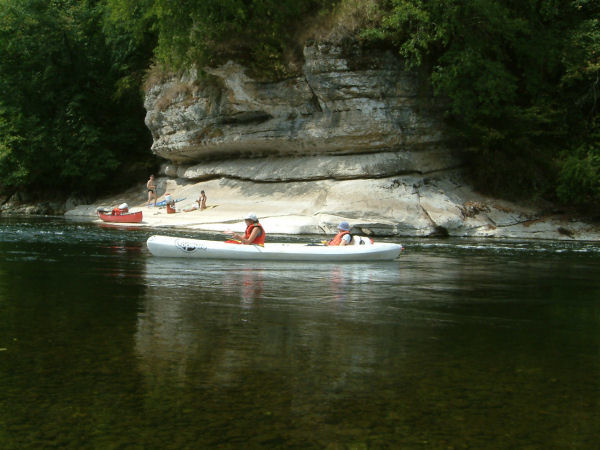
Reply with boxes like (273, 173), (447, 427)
(155, 197), (186, 207)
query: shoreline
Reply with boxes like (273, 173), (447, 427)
(3, 205), (599, 242)
(5, 176), (600, 242)
(67, 203), (600, 243)
(69, 202), (348, 237)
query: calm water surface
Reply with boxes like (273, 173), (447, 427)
(1, 217), (599, 448)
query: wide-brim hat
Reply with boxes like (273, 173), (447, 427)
(245, 213), (258, 221)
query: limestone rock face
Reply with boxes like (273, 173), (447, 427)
(144, 41), (448, 166)
(137, 40), (598, 240)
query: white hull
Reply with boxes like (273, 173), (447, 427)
(147, 235), (403, 261)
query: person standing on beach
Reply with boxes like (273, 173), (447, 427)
(146, 175), (157, 207)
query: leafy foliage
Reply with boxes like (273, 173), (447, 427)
(362, 0), (600, 208)
(0, 0), (156, 197)
(105, 0), (333, 79)
(557, 144), (600, 204)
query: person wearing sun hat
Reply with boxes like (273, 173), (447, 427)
(229, 213), (266, 246)
(328, 221), (352, 246)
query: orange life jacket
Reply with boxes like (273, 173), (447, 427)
(328, 230), (350, 246)
(245, 222), (265, 246)
(112, 207), (121, 216)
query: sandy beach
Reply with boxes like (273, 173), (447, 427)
(65, 175), (600, 241)
(127, 203), (327, 236)
(72, 178), (345, 236)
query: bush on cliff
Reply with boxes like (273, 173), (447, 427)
(105, 0), (335, 80)
(361, 0), (600, 210)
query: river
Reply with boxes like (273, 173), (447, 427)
(1, 216), (599, 448)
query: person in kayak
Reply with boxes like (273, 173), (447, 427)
(328, 221), (352, 246)
(229, 213), (266, 246)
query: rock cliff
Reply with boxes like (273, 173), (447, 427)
(145, 42), (447, 163)
(132, 41), (597, 239)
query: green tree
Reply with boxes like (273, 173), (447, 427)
(362, 0), (600, 208)
(555, 0), (600, 206)
(0, 0), (156, 197)
(105, 0), (333, 78)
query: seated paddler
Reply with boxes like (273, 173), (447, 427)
(228, 213), (266, 246)
(328, 221), (352, 246)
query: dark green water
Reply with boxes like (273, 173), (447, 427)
(1, 217), (599, 448)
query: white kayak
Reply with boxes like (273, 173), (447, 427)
(146, 235), (403, 261)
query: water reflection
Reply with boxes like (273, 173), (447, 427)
(233, 267), (264, 307)
(135, 258), (404, 388)
(140, 257), (403, 304)
(2, 217), (600, 447)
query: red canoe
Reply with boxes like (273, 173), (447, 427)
(97, 211), (143, 223)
